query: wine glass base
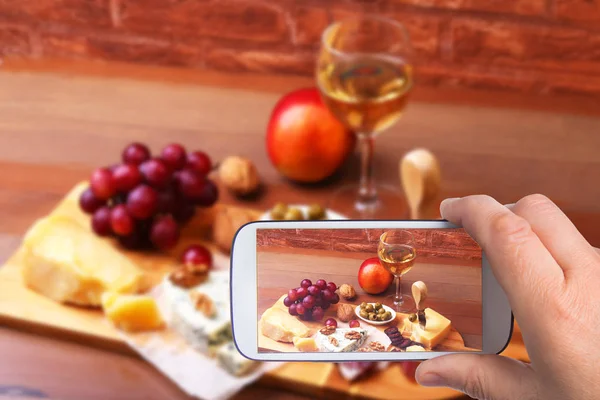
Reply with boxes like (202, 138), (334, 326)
(387, 294), (416, 313)
(327, 184), (409, 220)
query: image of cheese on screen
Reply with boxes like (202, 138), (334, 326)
(404, 308), (451, 349)
(216, 342), (259, 377)
(293, 337), (318, 352)
(21, 215), (145, 306)
(406, 345), (426, 352)
(259, 307), (312, 343)
(162, 270), (232, 354)
(315, 328), (368, 352)
(101, 292), (164, 333)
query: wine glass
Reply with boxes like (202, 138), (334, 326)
(378, 230), (416, 312)
(316, 15), (413, 219)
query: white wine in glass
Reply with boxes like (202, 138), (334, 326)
(317, 15), (413, 218)
(378, 230), (417, 312)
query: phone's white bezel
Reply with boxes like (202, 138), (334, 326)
(231, 220), (513, 362)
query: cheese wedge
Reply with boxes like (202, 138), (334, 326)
(406, 345), (426, 352)
(21, 215), (145, 306)
(402, 308), (452, 349)
(293, 337), (318, 352)
(101, 292), (164, 332)
(259, 306), (312, 343)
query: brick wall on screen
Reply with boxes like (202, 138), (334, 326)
(1, 0), (599, 96)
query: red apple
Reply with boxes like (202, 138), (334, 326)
(358, 257), (394, 295)
(266, 87), (355, 183)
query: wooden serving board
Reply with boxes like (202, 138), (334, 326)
(0, 182), (515, 400)
(258, 297), (477, 353)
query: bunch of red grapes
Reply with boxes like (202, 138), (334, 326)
(284, 279), (339, 321)
(79, 142), (218, 251)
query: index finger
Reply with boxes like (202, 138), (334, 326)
(440, 195), (564, 315)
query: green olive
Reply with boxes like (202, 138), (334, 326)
(284, 208), (304, 220)
(378, 308), (385, 315)
(368, 313), (377, 321)
(377, 314), (387, 321)
(374, 302), (382, 310)
(270, 210), (285, 220)
(365, 304), (374, 312)
(360, 302), (368, 309)
(383, 311), (392, 320)
(307, 204), (326, 220)
(408, 313), (417, 322)
(359, 310), (369, 318)
(271, 202), (288, 218)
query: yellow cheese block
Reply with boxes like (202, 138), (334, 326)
(259, 306), (312, 343)
(101, 292), (164, 333)
(21, 215), (146, 306)
(293, 337), (318, 352)
(402, 308), (452, 349)
(406, 345), (426, 352)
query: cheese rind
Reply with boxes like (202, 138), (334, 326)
(21, 215), (145, 306)
(402, 308), (451, 349)
(259, 307), (312, 343)
(293, 337), (318, 352)
(101, 292), (164, 332)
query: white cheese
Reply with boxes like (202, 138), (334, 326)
(314, 328), (368, 352)
(216, 342), (258, 377)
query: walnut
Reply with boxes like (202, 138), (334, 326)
(190, 291), (216, 318)
(344, 331), (362, 340)
(218, 156), (260, 196)
(169, 264), (209, 288)
(369, 341), (386, 352)
(336, 303), (355, 323)
(319, 326), (336, 335)
(213, 205), (260, 253)
(339, 284), (356, 300)
(329, 336), (339, 347)
(357, 347), (373, 352)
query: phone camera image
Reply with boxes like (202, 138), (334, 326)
(256, 228), (482, 354)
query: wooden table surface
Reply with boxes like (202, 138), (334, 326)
(1, 58), (599, 400)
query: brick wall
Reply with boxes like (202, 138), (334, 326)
(257, 228), (482, 261)
(1, 0), (599, 96)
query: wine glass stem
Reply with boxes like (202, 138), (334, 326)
(395, 275), (403, 305)
(357, 134), (377, 209)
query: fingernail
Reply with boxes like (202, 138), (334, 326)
(416, 372), (445, 387)
(504, 203), (516, 210)
(440, 197), (460, 214)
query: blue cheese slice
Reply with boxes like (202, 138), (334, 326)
(315, 328), (368, 352)
(216, 342), (258, 377)
(162, 270), (232, 354)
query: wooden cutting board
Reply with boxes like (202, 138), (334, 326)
(0, 183), (525, 400)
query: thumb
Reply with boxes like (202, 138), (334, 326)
(415, 354), (538, 400)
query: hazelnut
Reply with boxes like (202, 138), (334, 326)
(339, 284), (356, 300)
(337, 303), (355, 322)
(218, 156), (260, 196)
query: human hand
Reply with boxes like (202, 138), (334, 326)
(415, 194), (600, 400)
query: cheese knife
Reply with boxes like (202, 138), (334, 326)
(412, 281), (428, 330)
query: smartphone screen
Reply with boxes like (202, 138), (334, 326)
(256, 227), (482, 354)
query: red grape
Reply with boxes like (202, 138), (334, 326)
(307, 285), (320, 296)
(288, 288), (299, 302)
(322, 289), (335, 302)
(161, 143), (187, 171)
(91, 206), (112, 236)
(177, 169), (206, 200)
(113, 164), (142, 192)
(181, 244), (212, 267)
(300, 311), (312, 321)
(156, 189), (178, 214)
(122, 142), (151, 165)
(295, 287), (308, 299)
(331, 293), (340, 304)
(90, 167), (116, 200)
(150, 215), (180, 251)
(349, 320), (360, 328)
(79, 187), (106, 214)
(173, 200), (196, 223)
(315, 279), (327, 290)
(302, 295), (316, 308)
(110, 205), (135, 236)
(300, 279), (312, 289)
(312, 306), (325, 321)
(324, 318), (337, 328)
(327, 282), (337, 292)
(118, 231), (146, 250)
(321, 301), (331, 310)
(194, 179), (218, 207)
(295, 304), (306, 315)
(186, 151), (212, 175)
(283, 296), (293, 307)
(126, 184), (158, 219)
(288, 303), (298, 316)
(140, 158), (171, 189)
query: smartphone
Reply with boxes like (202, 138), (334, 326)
(231, 220), (513, 361)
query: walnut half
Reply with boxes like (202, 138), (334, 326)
(169, 264), (209, 288)
(190, 291), (216, 318)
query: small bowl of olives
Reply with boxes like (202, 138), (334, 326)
(355, 302), (396, 326)
(260, 203), (347, 221)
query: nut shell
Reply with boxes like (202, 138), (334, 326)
(336, 303), (355, 322)
(218, 156), (260, 195)
(339, 283), (357, 300)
